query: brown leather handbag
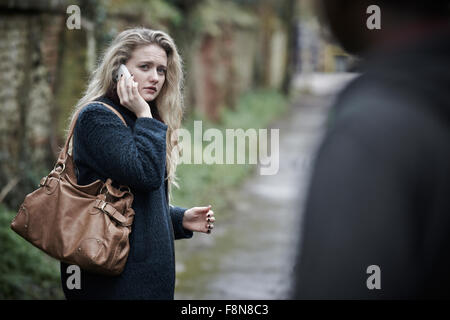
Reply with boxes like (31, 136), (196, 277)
(10, 101), (135, 276)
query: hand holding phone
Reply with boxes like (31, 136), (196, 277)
(116, 64), (152, 118)
(116, 64), (131, 82)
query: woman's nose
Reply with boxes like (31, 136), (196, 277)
(148, 68), (159, 83)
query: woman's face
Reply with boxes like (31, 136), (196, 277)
(125, 44), (168, 102)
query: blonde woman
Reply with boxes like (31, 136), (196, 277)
(60, 27), (215, 300)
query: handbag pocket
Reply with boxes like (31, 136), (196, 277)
(76, 238), (106, 267)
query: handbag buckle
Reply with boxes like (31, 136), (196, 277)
(39, 175), (49, 187)
(100, 201), (107, 212)
(54, 163), (65, 174)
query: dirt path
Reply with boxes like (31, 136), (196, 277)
(174, 92), (334, 299)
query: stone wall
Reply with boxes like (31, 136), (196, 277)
(0, 4), (66, 208)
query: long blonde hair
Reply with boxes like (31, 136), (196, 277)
(68, 27), (183, 199)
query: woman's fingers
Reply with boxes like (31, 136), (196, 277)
(187, 206), (214, 234)
(191, 205), (211, 215)
(205, 222), (214, 234)
(118, 74), (141, 111)
(198, 205), (212, 213)
(131, 77), (140, 98)
(124, 75), (132, 100)
(206, 209), (214, 234)
(197, 206), (214, 234)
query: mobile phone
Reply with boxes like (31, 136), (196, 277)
(116, 64), (131, 82)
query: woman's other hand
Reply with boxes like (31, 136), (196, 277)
(183, 205), (215, 234)
(117, 74), (153, 118)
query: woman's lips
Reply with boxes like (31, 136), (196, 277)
(143, 87), (157, 93)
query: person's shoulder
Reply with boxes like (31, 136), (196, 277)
(332, 74), (436, 135)
(79, 101), (115, 116)
(77, 101), (123, 125)
(324, 74), (445, 163)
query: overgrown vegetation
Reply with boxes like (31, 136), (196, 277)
(0, 205), (64, 300)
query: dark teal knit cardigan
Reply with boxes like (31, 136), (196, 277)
(60, 95), (193, 300)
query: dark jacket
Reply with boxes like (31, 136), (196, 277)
(293, 26), (450, 299)
(60, 94), (193, 300)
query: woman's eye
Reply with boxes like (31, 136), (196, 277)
(157, 68), (166, 75)
(140, 65), (149, 70)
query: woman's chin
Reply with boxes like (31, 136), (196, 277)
(143, 93), (156, 102)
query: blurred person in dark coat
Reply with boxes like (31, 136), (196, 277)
(293, 0), (450, 299)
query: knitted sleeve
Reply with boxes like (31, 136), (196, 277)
(74, 103), (167, 192)
(169, 205), (194, 240)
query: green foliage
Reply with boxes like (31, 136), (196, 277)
(172, 89), (288, 212)
(221, 88), (288, 129)
(0, 205), (64, 299)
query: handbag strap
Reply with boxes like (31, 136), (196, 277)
(57, 101), (127, 165)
